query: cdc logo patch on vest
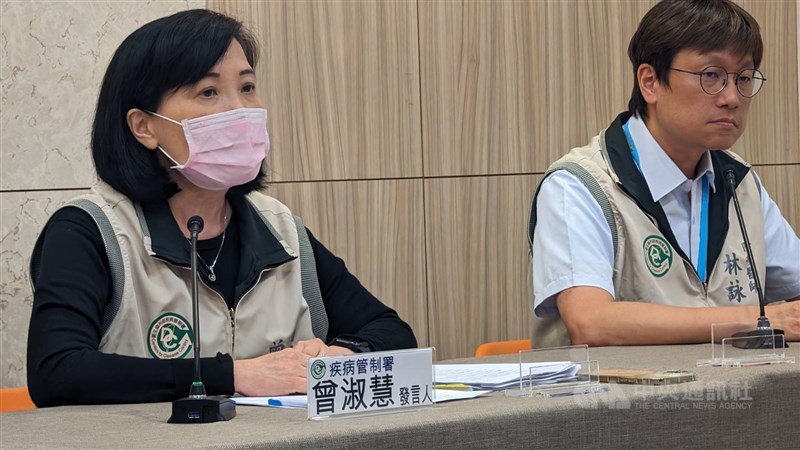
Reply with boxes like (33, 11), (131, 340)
(643, 235), (673, 277)
(148, 312), (194, 359)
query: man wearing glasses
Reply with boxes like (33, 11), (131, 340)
(528, 0), (799, 347)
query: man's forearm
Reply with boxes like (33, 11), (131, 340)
(557, 287), (763, 346)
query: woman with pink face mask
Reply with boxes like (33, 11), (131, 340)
(27, 9), (416, 407)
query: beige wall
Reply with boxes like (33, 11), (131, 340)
(1, 0), (798, 388)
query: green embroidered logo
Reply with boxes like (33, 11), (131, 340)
(310, 360), (327, 380)
(148, 313), (193, 359)
(643, 235), (673, 277)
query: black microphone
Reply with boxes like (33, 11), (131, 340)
(725, 170), (787, 349)
(169, 216), (236, 423)
(188, 216), (203, 236)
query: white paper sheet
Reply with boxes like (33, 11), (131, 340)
(433, 389), (492, 402)
(233, 389), (492, 410)
(233, 395), (307, 409)
(434, 362), (579, 389)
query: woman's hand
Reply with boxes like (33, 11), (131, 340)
(232, 339), (356, 396)
(292, 338), (355, 358)
(233, 349), (309, 396)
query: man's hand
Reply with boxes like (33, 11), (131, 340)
(765, 301), (800, 341)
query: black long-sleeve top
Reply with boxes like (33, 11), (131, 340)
(27, 204), (416, 407)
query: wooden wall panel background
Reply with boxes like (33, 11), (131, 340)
(418, 0), (799, 175)
(755, 165), (800, 231)
(209, 0), (422, 182)
(418, 1), (657, 177)
(735, 0), (800, 165)
(424, 175), (539, 360)
(267, 180), (428, 348)
(208, 0), (800, 361)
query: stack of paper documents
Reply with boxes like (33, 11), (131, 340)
(434, 362), (580, 390)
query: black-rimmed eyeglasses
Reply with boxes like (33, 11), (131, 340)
(671, 66), (766, 98)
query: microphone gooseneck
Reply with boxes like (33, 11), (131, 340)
(187, 216), (206, 398)
(725, 170), (787, 349)
(168, 215), (236, 423)
(725, 170), (766, 323)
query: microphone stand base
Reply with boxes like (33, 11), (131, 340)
(168, 396), (237, 423)
(731, 328), (788, 350)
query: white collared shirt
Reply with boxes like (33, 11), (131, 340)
(532, 115), (800, 317)
(626, 116), (716, 270)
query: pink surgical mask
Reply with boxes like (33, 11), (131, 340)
(148, 108), (269, 191)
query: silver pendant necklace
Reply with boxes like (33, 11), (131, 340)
(195, 213), (227, 282)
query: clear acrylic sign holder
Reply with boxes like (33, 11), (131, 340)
(696, 322), (794, 367)
(504, 345), (604, 398)
(307, 347), (436, 421)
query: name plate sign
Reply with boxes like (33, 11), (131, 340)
(307, 347), (434, 419)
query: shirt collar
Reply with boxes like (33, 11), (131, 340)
(603, 111), (751, 275)
(137, 194), (295, 270)
(627, 114), (716, 203)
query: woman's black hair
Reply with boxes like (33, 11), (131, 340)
(91, 9), (265, 202)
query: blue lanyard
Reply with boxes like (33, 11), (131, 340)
(622, 121), (710, 283)
(622, 121), (642, 170)
(697, 177), (709, 282)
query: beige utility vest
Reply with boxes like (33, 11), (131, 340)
(529, 116), (765, 348)
(36, 183), (321, 361)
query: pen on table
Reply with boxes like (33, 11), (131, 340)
(435, 383), (473, 391)
(546, 385), (609, 398)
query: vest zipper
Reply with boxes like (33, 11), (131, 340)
(632, 207), (711, 301)
(228, 266), (281, 356)
(233, 265), (281, 309)
(153, 257), (233, 347)
(155, 259), (230, 304)
(156, 257), (284, 357)
(681, 254), (709, 299)
(229, 308), (236, 357)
